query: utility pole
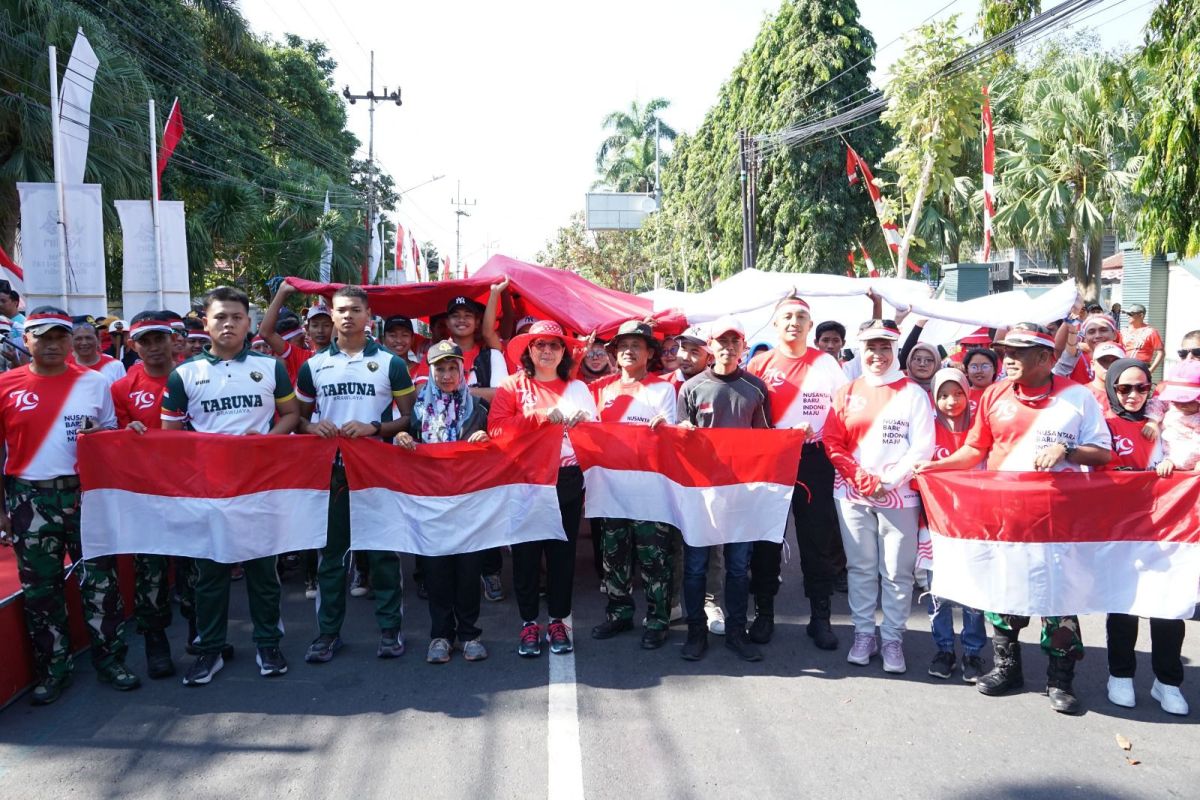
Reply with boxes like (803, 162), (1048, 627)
(343, 51), (401, 284)
(450, 180), (476, 278)
(738, 129), (758, 271)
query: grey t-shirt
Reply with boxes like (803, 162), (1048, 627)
(677, 367), (772, 429)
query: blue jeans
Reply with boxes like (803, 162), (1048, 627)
(684, 542), (752, 629)
(926, 571), (986, 656)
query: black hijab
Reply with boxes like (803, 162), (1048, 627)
(1104, 358), (1152, 422)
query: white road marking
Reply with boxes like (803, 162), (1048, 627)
(547, 615), (585, 800)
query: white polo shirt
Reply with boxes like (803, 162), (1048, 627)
(161, 346), (294, 434)
(295, 339), (414, 425)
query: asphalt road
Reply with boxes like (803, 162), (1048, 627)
(0, 544), (1197, 800)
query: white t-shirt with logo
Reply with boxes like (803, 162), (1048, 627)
(295, 340), (414, 426)
(162, 347), (294, 435)
(591, 373), (677, 425)
(0, 365), (116, 480)
(747, 347), (847, 438)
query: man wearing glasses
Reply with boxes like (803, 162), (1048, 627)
(916, 323), (1111, 715)
(1177, 330), (1200, 365)
(1123, 304), (1164, 376)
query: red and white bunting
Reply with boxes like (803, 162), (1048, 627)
(569, 423), (806, 547)
(845, 145), (922, 275)
(79, 431), (338, 562)
(981, 85), (996, 262)
(341, 427), (565, 555)
(917, 471), (1200, 619)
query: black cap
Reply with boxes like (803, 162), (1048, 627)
(606, 320), (657, 349)
(427, 339), (464, 364)
(447, 296), (484, 315)
(384, 316), (414, 334)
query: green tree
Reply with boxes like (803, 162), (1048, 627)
(978, 0), (1041, 38)
(537, 211), (653, 292)
(1135, 0), (1200, 258)
(653, 0), (885, 287)
(993, 51), (1145, 300)
(594, 98), (676, 192)
(881, 16), (984, 275)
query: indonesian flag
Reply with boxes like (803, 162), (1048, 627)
(411, 234), (422, 280)
(917, 471), (1200, 619)
(78, 431), (337, 562)
(0, 241), (24, 291)
(569, 423), (806, 546)
(441, 256), (451, 281)
(846, 145), (922, 275)
(845, 250), (855, 278)
(394, 222), (406, 283)
(861, 243), (879, 279)
(156, 97), (184, 196)
(981, 85), (996, 261)
(341, 427), (565, 555)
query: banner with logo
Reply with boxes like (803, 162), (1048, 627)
(17, 182), (107, 317)
(917, 471), (1200, 619)
(115, 199), (191, 317)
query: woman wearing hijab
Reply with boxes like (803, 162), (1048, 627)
(1101, 358), (1188, 715)
(905, 342), (940, 395)
(489, 321), (598, 658)
(824, 319), (935, 675)
(396, 341), (491, 665)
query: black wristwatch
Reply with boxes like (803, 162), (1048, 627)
(371, 420), (382, 436)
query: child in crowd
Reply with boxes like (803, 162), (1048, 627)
(1147, 361), (1200, 476)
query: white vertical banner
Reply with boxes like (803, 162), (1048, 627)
(370, 215), (383, 283)
(318, 190), (332, 284)
(116, 200), (190, 317)
(58, 29), (99, 185)
(17, 182), (107, 317)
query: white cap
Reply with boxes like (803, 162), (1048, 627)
(707, 315), (745, 341)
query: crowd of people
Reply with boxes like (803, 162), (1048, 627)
(0, 276), (1197, 721)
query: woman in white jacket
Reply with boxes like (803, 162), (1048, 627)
(823, 319), (935, 675)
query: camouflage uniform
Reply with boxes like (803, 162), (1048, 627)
(6, 478), (128, 681)
(600, 518), (673, 631)
(133, 555), (172, 634)
(986, 612), (1084, 660)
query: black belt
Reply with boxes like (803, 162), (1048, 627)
(10, 475), (81, 490)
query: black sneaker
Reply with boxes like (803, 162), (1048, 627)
(591, 618), (634, 640)
(96, 661), (142, 691)
(546, 619), (573, 654)
(31, 674), (72, 705)
(144, 630), (175, 679)
(305, 634), (343, 664)
(725, 630), (763, 662)
(517, 622), (541, 657)
(928, 650), (956, 679)
(681, 624), (708, 661)
(256, 646), (288, 677)
(641, 628), (668, 650)
(962, 655), (985, 684)
(182, 653), (224, 686)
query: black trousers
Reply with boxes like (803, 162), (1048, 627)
(1106, 614), (1185, 686)
(749, 444), (841, 600)
(480, 547), (503, 578)
(512, 466), (583, 622)
(426, 551), (484, 642)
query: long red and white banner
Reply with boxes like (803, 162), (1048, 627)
(569, 423), (806, 547)
(341, 426), (565, 556)
(79, 431), (337, 562)
(917, 471), (1200, 619)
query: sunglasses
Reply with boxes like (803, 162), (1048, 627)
(1114, 383), (1152, 396)
(531, 340), (564, 351)
(1178, 348), (1200, 360)
(585, 348), (608, 359)
(662, 344), (680, 355)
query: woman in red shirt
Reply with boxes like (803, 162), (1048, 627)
(1101, 358), (1188, 715)
(489, 321), (597, 658)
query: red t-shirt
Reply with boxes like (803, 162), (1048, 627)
(1102, 413), (1163, 470)
(933, 421), (969, 462)
(111, 369), (170, 429)
(1069, 352), (1094, 385)
(1123, 326), (1163, 365)
(279, 342), (312, 387)
(488, 373), (596, 467)
(746, 347), (847, 438)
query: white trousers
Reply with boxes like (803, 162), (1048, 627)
(835, 501), (921, 642)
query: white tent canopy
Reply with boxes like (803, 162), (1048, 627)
(643, 270), (1078, 348)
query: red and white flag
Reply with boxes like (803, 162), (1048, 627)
(411, 234), (422, 280)
(394, 222), (406, 283)
(981, 85), (996, 261)
(846, 145), (921, 275)
(341, 427), (565, 556)
(0, 241), (24, 292)
(79, 431), (337, 562)
(157, 97), (184, 196)
(917, 471), (1200, 619)
(569, 423), (806, 546)
(441, 256), (451, 281)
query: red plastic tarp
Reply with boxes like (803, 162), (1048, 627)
(285, 254), (687, 338)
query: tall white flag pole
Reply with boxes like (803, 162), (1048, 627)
(47, 46), (69, 308)
(148, 98), (164, 309)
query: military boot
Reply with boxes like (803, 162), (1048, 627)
(1046, 655), (1084, 715)
(748, 594), (775, 644)
(806, 596), (838, 650)
(978, 636), (1024, 696)
(144, 629), (175, 679)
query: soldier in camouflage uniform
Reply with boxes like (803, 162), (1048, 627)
(587, 321), (679, 649)
(0, 308), (140, 705)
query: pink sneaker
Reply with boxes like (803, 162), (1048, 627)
(847, 632), (878, 665)
(881, 639), (907, 674)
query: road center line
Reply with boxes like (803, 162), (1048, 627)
(547, 615), (585, 800)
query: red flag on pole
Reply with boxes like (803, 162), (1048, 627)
(845, 250), (855, 278)
(846, 145), (922, 275)
(982, 85), (996, 262)
(156, 97), (184, 196)
(0, 241), (25, 290)
(441, 256), (450, 281)
(394, 223), (405, 282)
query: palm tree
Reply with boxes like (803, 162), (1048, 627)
(992, 53), (1145, 300)
(594, 98), (676, 192)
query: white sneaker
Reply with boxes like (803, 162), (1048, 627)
(704, 603), (726, 636)
(1151, 679), (1189, 716)
(1107, 675), (1136, 708)
(881, 638), (906, 674)
(847, 632), (878, 665)
(669, 604), (684, 623)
